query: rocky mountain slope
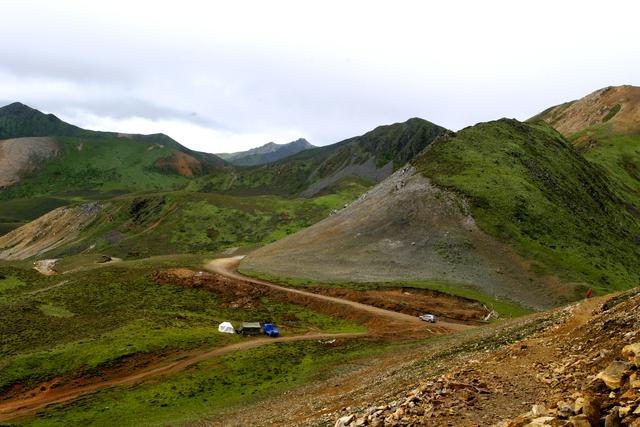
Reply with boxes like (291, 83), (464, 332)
(332, 288), (640, 427)
(241, 165), (557, 310)
(0, 203), (101, 260)
(241, 119), (640, 308)
(217, 138), (314, 166)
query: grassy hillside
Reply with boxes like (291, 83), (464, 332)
(578, 130), (640, 209)
(413, 119), (640, 293)
(529, 86), (640, 213)
(0, 259), (363, 402)
(194, 118), (448, 196)
(0, 136), (190, 199)
(0, 178), (368, 259)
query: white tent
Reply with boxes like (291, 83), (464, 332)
(218, 322), (235, 334)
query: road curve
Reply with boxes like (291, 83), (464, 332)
(205, 256), (471, 332)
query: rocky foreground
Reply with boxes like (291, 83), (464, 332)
(334, 289), (640, 427)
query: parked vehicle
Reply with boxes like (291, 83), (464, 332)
(262, 323), (280, 337)
(237, 322), (262, 335)
(419, 313), (436, 323)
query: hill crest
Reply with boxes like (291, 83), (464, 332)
(530, 85), (640, 136)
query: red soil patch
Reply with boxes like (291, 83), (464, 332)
(307, 286), (487, 323)
(154, 150), (202, 177)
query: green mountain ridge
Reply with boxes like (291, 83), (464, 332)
(0, 103), (447, 201)
(196, 117), (449, 196)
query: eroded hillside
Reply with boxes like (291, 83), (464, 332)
(0, 137), (59, 187)
(242, 166), (559, 310)
(0, 204), (101, 260)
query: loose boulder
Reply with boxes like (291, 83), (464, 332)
(596, 361), (631, 390)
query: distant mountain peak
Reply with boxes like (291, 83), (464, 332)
(217, 138), (315, 166)
(0, 101), (83, 140)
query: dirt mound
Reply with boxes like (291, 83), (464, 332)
(0, 203), (101, 260)
(533, 85), (640, 136)
(241, 167), (565, 310)
(151, 268), (266, 309)
(0, 137), (59, 187)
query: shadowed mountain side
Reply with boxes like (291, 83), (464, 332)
(241, 167), (562, 310)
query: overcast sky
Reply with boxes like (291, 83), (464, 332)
(1, 0), (639, 153)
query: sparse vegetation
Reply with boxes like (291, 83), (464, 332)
(603, 103), (621, 122)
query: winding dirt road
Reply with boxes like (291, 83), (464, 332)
(205, 256), (471, 333)
(0, 256), (469, 422)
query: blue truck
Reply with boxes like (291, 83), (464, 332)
(262, 323), (280, 337)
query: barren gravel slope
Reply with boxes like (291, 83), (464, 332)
(241, 167), (565, 310)
(0, 203), (101, 260)
(0, 137), (58, 187)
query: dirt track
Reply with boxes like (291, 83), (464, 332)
(205, 256), (471, 333)
(0, 332), (364, 423)
(212, 296), (611, 426)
